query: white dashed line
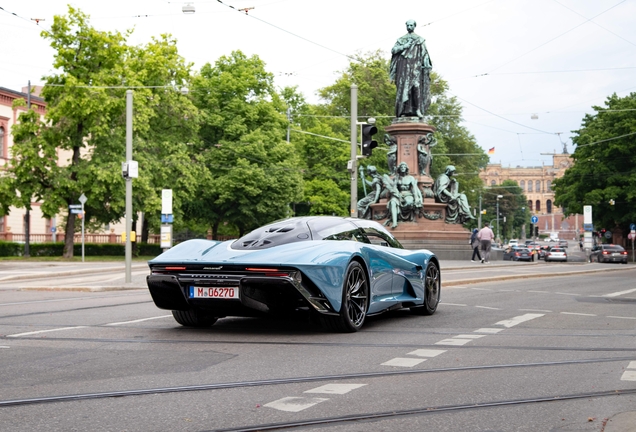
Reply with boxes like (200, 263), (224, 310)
(440, 303), (468, 307)
(304, 384), (366, 395)
(455, 334), (486, 339)
(495, 313), (544, 328)
(471, 288), (494, 291)
(555, 292), (579, 296)
(475, 306), (501, 310)
(7, 326), (87, 338)
(603, 288), (636, 298)
(264, 397), (329, 412)
(105, 315), (172, 326)
(407, 349), (446, 357)
(561, 312), (596, 317)
(0, 346), (9, 349)
(435, 338), (472, 346)
(528, 290), (550, 294)
(519, 309), (552, 313)
(381, 357), (427, 367)
(607, 316), (636, 320)
(475, 328), (503, 334)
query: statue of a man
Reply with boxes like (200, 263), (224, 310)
(385, 162), (423, 228)
(357, 166), (383, 219)
(433, 165), (475, 224)
(384, 134), (397, 174)
(417, 132), (437, 177)
(390, 20), (432, 119)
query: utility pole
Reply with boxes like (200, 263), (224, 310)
(125, 90), (133, 283)
(24, 80), (31, 258)
(349, 85), (358, 218)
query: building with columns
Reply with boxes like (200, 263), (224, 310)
(479, 152), (582, 239)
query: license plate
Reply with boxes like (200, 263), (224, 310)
(189, 286), (239, 299)
(612, 253), (620, 256)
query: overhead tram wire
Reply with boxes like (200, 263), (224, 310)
(476, 0), (628, 77)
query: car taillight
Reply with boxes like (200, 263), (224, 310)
(514, 252), (520, 256)
(602, 251), (610, 255)
(245, 268), (291, 277)
(621, 251), (628, 255)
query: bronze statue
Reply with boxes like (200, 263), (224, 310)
(385, 162), (423, 228)
(433, 165), (475, 224)
(417, 132), (437, 176)
(384, 134), (397, 174)
(357, 166), (383, 219)
(390, 20), (432, 119)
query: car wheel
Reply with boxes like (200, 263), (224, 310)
(172, 309), (218, 327)
(319, 261), (369, 333)
(411, 261), (440, 316)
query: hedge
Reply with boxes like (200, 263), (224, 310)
(0, 241), (162, 258)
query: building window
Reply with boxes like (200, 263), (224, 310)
(0, 216), (4, 232)
(536, 200), (541, 212)
(547, 180), (552, 192)
(0, 126), (4, 158)
(528, 200), (533, 211)
(536, 180), (541, 193)
(491, 180), (496, 186)
(547, 200), (552, 214)
(528, 181), (533, 192)
(520, 180), (525, 190)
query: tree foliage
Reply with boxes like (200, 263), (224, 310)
(553, 92), (636, 237)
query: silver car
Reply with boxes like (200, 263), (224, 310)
(545, 247), (567, 262)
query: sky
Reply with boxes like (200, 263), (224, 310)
(1, 0), (635, 168)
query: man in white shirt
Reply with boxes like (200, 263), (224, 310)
(477, 223), (495, 263)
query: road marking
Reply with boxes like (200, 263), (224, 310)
(6, 326), (87, 338)
(627, 361), (636, 369)
(381, 357), (427, 367)
(264, 397), (329, 412)
(607, 316), (636, 320)
(475, 306), (501, 310)
(528, 290), (550, 294)
(0, 346), (9, 349)
(440, 303), (468, 307)
(555, 292), (579, 296)
(561, 312), (596, 317)
(471, 288), (494, 291)
(475, 328), (503, 334)
(519, 309), (552, 313)
(498, 289), (516, 292)
(603, 288), (636, 298)
(455, 334), (486, 339)
(407, 349), (446, 357)
(304, 384), (366, 395)
(105, 315), (172, 326)
(435, 338), (472, 346)
(495, 313), (544, 328)
(621, 371), (636, 381)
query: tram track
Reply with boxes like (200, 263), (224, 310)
(1, 356), (634, 408)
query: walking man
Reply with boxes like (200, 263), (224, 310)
(477, 222), (495, 263)
(470, 228), (481, 262)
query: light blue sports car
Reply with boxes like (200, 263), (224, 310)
(146, 216), (441, 332)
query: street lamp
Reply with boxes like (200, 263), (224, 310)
(496, 195), (503, 241)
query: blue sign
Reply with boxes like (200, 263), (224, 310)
(630, 223), (636, 231)
(70, 209), (83, 214)
(531, 216), (538, 224)
(583, 223), (593, 232)
(161, 214), (174, 224)
(51, 227), (56, 233)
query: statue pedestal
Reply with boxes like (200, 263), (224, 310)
(373, 120), (471, 245)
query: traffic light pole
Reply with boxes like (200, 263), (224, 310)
(350, 85), (358, 218)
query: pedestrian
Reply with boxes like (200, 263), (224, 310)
(470, 228), (481, 262)
(477, 222), (495, 263)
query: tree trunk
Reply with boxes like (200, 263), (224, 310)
(212, 221), (219, 240)
(141, 214), (149, 243)
(63, 214), (76, 258)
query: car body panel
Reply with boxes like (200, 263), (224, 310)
(589, 244), (628, 263)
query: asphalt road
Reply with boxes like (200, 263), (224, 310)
(0, 258), (635, 431)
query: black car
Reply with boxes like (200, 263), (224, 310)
(589, 244), (628, 264)
(503, 246), (533, 262)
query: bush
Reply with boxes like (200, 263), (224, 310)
(0, 241), (22, 257)
(0, 241), (161, 257)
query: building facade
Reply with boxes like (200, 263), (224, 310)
(479, 153), (582, 240)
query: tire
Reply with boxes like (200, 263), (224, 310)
(411, 261), (441, 316)
(172, 309), (218, 327)
(318, 261), (369, 333)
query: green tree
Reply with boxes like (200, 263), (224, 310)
(482, 180), (529, 240)
(553, 93), (636, 239)
(188, 51), (303, 238)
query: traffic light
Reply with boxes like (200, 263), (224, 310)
(361, 124), (378, 156)
(481, 210), (487, 214)
(534, 226), (539, 236)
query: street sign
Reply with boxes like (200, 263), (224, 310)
(531, 216), (538, 224)
(69, 204), (82, 209)
(79, 193), (87, 204)
(583, 205), (592, 224)
(630, 223), (636, 231)
(604, 230), (612, 239)
(629, 233), (635, 241)
(70, 209), (83, 214)
(161, 214), (174, 224)
(51, 227), (56, 233)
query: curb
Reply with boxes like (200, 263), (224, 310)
(0, 264), (149, 283)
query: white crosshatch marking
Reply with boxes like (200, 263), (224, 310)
(627, 361), (636, 369)
(621, 371), (636, 381)
(381, 357), (426, 367)
(304, 383), (366, 395)
(495, 313), (544, 328)
(407, 349), (446, 357)
(264, 397), (329, 412)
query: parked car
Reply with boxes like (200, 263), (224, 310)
(545, 247), (567, 262)
(503, 246), (533, 262)
(589, 244), (628, 264)
(146, 216), (441, 332)
(558, 240), (569, 248)
(537, 245), (550, 260)
(508, 239), (519, 247)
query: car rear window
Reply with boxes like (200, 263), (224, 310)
(551, 248), (564, 252)
(602, 245), (625, 251)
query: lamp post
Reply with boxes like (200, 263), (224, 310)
(496, 195), (503, 241)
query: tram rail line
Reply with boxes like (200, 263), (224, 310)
(1, 356), (634, 408)
(209, 388), (636, 432)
